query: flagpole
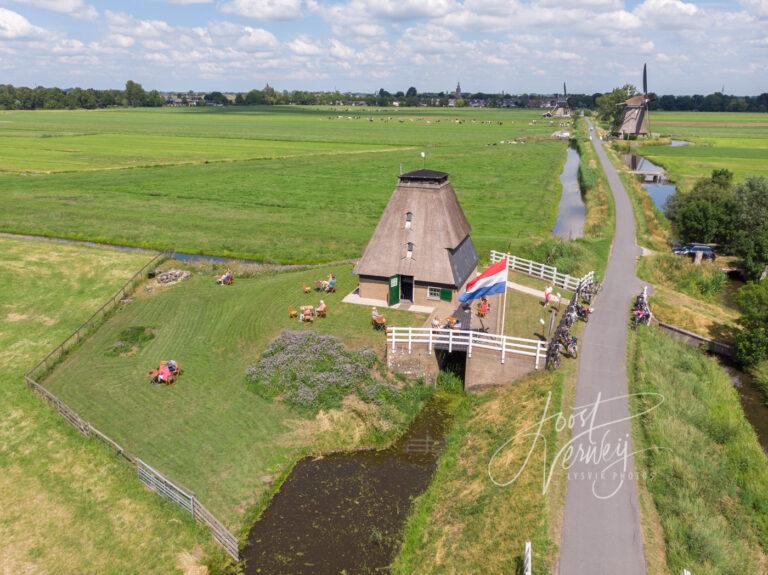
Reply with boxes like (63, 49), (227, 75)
(500, 260), (508, 336)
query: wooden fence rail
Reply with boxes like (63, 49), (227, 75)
(23, 252), (240, 561)
(387, 327), (547, 368)
(490, 250), (594, 292)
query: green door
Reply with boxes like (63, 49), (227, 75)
(388, 275), (400, 306)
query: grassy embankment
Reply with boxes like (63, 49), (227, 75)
(629, 327), (768, 574)
(391, 117), (614, 574)
(43, 261), (431, 533)
(0, 236), (222, 574)
(0, 106), (567, 264)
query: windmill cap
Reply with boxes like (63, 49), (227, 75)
(398, 169), (449, 184)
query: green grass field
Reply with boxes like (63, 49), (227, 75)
(0, 237), (221, 574)
(42, 260), (429, 530)
(636, 111), (768, 190)
(630, 327), (768, 574)
(0, 106), (568, 263)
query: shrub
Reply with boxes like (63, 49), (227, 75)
(641, 254), (726, 300)
(514, 238), (587, 276)
(752, 360), (768, 405)
(246, 331), (392, 411)
(106, 326), (155, 356)
(734, 281), (768, 367)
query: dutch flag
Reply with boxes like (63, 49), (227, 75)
(459, 258), (508, 303)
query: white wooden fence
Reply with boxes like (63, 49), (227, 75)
(490, 250), (594, 292)
(387, 327), (546, 368)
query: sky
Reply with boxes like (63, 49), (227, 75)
(0, 0), (766, 94)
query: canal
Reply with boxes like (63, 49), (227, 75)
(242, 394), (456, 574)
(553, 145), (585, 240)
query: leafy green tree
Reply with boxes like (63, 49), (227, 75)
(665, 170), (736, 246)
(204, 91), (228, 105)
(124, 80), (147, 107)
(595, 84), (637, 130)
(732, 176), (768, 279)
(735, 281), (768, 366)
(244, 89), (265, 105)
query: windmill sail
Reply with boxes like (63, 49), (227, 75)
(643, 63), (647, 95)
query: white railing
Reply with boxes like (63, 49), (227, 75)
(387, 327), (546, 368)
(490, 250), (594, 292)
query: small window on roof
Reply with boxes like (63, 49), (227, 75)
(405, 212), (413, 229)
(406, 242), (414, 258)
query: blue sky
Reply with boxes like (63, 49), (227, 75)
(0, 0), (766, 94)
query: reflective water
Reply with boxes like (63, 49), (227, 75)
(242, 395), (454, 575)
(669, 140), (690, 147)
(553, 146), (585, 240)
(722, 364), (768, 454)
(642, 183), (677, 211)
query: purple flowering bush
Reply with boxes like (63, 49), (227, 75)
(246, 331), (397, 411)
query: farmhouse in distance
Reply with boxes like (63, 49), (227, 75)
(353, 169), (478, 307)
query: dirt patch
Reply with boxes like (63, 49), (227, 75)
(176, 548), (208, 575)
(5, 312), (57, 326)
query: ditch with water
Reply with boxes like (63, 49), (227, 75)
(624, 140), (690, 212)
(553, 145), (585, 240)
(242, 394), (456, 574)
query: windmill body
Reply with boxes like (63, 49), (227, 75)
(618, 63), (655, 138)
(544, 82), (571, 118)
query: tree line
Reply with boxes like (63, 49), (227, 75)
(0, 81), (164, 110)
(3, 80), (766, 111)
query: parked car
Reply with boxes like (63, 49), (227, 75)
(672, 244), (716, 260)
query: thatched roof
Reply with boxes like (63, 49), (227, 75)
(619, 105), (649, 136)
(623, 95), (646, 107)
(354, 170), (478, 287)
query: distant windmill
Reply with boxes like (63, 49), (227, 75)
(543, 82), (571, 118)
(618, 63), (656, 138)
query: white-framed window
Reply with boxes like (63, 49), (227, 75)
(406, 242), (414, 258)
(405, 211), (413, 229)
(428, 286), (441, 300)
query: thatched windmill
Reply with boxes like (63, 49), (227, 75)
(618, 63), (656, 138)
(543, 82), (571, 118)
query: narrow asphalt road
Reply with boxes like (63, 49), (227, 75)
(558, 121), (647, 574)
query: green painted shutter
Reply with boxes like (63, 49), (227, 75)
(439, 288), (452, 302)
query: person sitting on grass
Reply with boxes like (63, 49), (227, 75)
(302, 307), (313, 322)
(316, 300), (327, 317)
(149, 363), (173, 385)
(326, 274), (337, 292)
(217, 270), (233, 285)
(167, 359), (178, 373)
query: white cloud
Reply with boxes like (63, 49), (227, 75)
(106, 11), (173, 38)
(288, 34), (322, 54)
(739, 0), (768, 17)
(167, 0), (213, 4)
(237, 26), (279, 50)
(0, 7), (44, 38)
(220, 0), (303, 20)
(9, 0), (97, 20)
(329, 38), (354, 59)
(107, 33), (135, 48)
(634, 0), (698, 21)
